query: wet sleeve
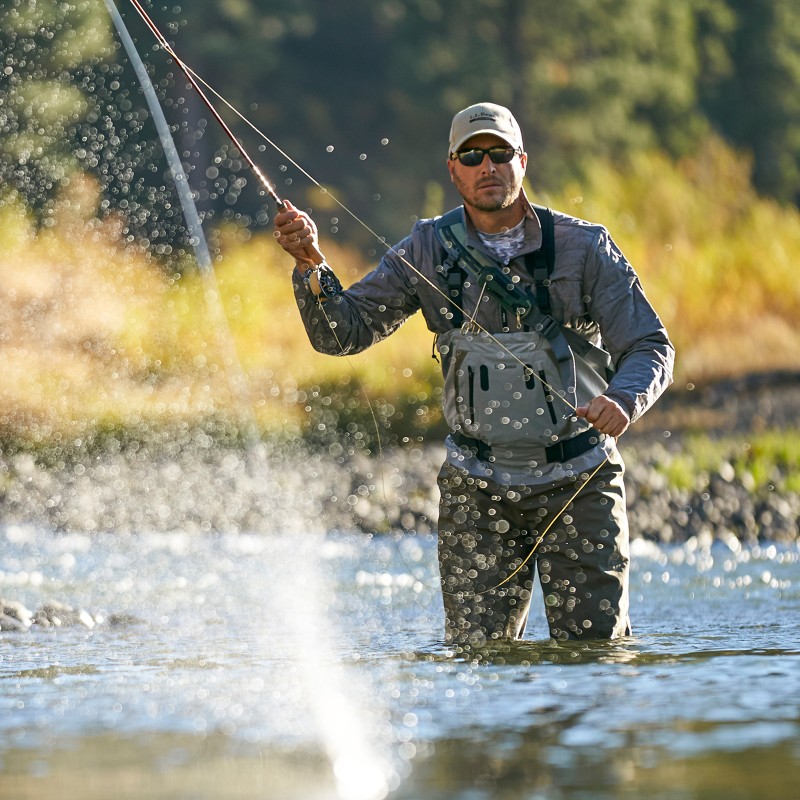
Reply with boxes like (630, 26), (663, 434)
(291, 237), (423, 356)
(583, 228), (675, 423)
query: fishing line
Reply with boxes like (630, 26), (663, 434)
(127, 0), (279, 207)
(103, 0), (266, 455)
(470, 455), (608, 596)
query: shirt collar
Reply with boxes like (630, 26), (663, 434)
(462, 190), (543, 255)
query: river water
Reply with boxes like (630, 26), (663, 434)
(1, 519), (799, 799)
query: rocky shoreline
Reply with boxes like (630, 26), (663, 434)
(0, 597), (141, 632)
(0, 435), (798, 545)
(1, 371), (799, 544)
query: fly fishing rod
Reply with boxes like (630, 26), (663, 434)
(126, 0), (324, 268)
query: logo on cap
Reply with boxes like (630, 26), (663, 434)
(470, 113), (497, 123)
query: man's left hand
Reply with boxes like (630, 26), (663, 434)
(575, 395), (630, 438)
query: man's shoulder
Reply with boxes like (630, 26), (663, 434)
(407, 210), (459, 253)
(415, 205), (463, 232)
(548, 207), (607, 236)
(544, 207), (609, 257)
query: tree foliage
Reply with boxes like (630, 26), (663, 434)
(0, 0), (113, 217)
(2, 0), (799, 248)
(700, 0), (800, 203)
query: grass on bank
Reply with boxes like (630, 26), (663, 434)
(630, 432), (800, 495)
(1, 137), (800, 453)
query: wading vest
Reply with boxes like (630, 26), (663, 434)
(434, 206), (613, 471)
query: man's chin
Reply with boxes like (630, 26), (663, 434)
(468, 196), (515, 213)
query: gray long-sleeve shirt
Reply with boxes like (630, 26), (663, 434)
(293, 201), (674, 485)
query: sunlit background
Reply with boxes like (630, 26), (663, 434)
(1, 1), (799, 798)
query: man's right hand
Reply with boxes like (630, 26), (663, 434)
(273, 200), (324, 270)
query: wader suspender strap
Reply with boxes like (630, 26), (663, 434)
(436, 205), (555, 317)
(526, 205), (555, 315)
(446, 265), (465, 327)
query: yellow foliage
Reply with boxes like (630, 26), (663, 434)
(548, 137), (800, 379)
(2, 136), (800, 440)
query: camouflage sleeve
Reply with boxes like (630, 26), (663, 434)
(292, 237), (423, 356)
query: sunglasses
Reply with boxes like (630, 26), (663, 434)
(450, 146), (520, 167)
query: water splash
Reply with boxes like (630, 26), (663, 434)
(99, 5), (403, 796)
(287, 536), (396, 799)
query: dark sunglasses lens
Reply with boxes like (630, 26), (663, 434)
(488, 147), (515, 164)
(458, 149), (485, 166)
(456, 147), (516, 166)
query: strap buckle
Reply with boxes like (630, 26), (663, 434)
(534, 315), (560, 340)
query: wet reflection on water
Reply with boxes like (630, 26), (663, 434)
(1, 526), (799, 799)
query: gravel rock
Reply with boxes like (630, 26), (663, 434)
(0, 438), (797, 543)
(0, 597), (110, 632)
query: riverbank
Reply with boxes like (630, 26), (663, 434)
(1, 371), (799, 543)
(1, 435), (798, 545)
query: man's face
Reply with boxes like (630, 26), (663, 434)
(447, 133), (527, 214)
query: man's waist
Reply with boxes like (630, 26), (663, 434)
(450, 427), (605, 466)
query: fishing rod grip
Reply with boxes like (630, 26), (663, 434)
(302, 243), (326, 266)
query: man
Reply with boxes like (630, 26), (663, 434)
(274, 102), (674, 646)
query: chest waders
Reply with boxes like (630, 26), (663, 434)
(434, 206), (614, 472)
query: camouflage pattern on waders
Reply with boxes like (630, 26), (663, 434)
(433, 207), (630, 645)
(437, 448), (630, 645)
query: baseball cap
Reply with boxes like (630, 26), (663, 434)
(448, 102), (523, 154)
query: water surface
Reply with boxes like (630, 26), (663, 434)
(1, 524), (798, 799)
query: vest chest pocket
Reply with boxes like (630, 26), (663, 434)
(441, 330), (574, 448)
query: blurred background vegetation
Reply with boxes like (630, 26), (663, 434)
(2, 0), (800, 450)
